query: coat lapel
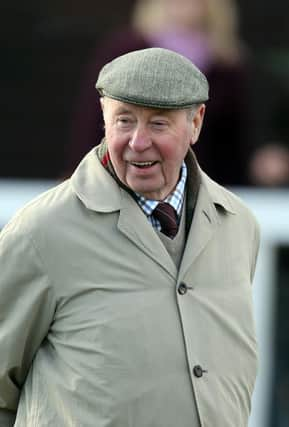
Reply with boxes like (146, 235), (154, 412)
(179, 171), (236, 280)
(117, 191), (177, 279)
(179, 179), (220, 280)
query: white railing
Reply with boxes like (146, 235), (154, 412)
(1, 179), (289, 427)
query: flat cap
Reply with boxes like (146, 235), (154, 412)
(95, 47), (209, 109)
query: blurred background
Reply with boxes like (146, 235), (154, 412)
(1, 1), (289, 425)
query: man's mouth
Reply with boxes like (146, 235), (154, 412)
(130, 161), (158, 169)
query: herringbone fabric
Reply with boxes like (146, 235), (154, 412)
(95, 48), (209, 109)
(153, 202), (178, 238)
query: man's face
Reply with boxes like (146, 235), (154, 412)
(102, 98), (205, 200)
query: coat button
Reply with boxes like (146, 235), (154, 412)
(178, 282), (188, 295)
(193, 365), (204, 378)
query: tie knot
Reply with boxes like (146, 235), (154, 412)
(153, 202), (178, 238)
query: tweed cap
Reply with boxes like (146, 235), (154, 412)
(95, 47), (209, 109)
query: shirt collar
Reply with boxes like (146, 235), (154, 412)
(135, 161), (187, 219)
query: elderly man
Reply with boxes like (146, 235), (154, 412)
(0, 48), (259, 426)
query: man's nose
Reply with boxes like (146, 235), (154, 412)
(129, 126), (152, 152)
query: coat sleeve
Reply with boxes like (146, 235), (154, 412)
(0, 218), (56, 421)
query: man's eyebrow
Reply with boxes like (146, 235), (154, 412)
(115, 108), (133, 115)
(113, 107), (172, 117)
(151, 108), (177, 116)
(153, 109), (168, 114)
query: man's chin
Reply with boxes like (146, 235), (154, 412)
(125, 176), (168, 200)
(131, 187), (167, 201)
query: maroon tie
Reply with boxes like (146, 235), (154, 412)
(153, 202), (178, 238)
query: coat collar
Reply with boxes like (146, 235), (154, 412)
(71, 146), (123, 212)
(71, 146), (236, 217)
(71, 147), (237, 279)
(200, 171), (237, 216)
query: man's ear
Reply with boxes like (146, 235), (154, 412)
(100, 97), (107, 130)
(100, 97), (105, 111)
(191, 104), (206, 146)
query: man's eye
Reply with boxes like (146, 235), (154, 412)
(117, 117), (132, 127)
(152, 121), (167, 128)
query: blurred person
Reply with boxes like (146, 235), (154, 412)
(249, 142), (289, 187)
(0, 48), (260, 426)
(248, 91), (289, 187)
(64, 0), (250, 186)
